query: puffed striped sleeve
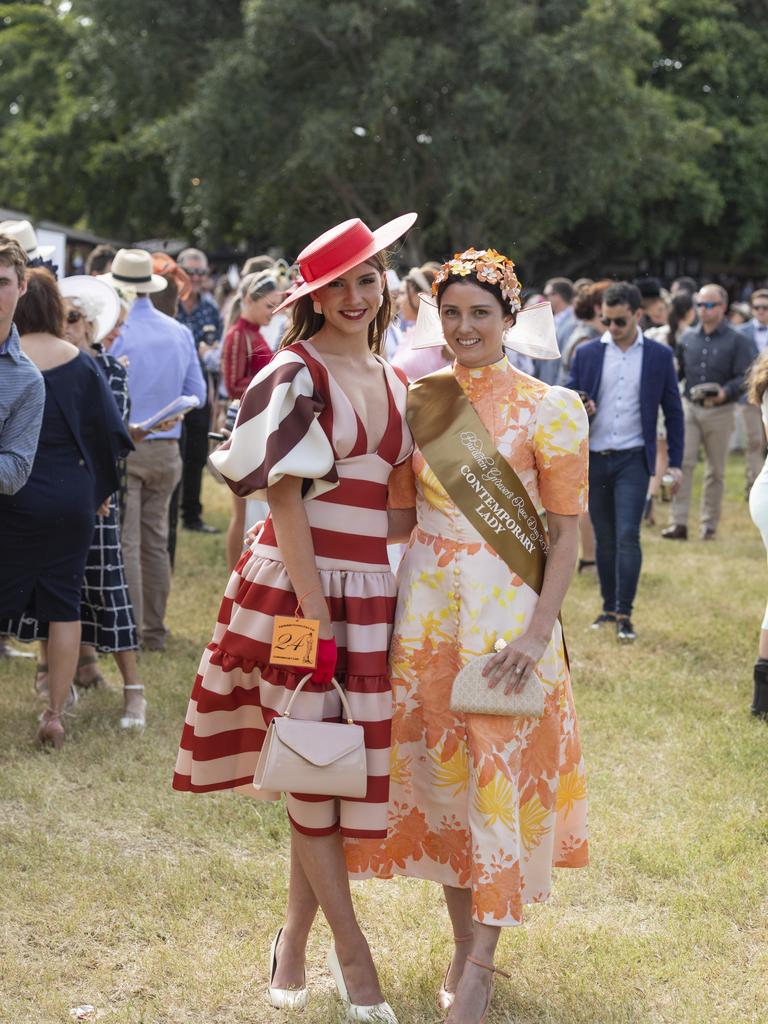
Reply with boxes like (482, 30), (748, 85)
(209, 349), (338, 501)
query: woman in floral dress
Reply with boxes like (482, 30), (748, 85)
(351, 249), (589, 1024)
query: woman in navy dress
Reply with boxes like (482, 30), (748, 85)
(0, 269), (132, 748)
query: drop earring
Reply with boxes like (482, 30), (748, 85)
(312, 300), (322, 315)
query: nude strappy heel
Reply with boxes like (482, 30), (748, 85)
(437, 933), (474, 1012)
(36, 707), (65, 750)
(459, 956), (511, 1024)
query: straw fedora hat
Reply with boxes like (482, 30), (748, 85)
(0, 219), (55, 260)
(59, 275), (121, 344)
(99, 248), (168, 294)
(274, 213), (417, 314)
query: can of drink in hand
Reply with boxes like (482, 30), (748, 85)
(660, 472), (674, 502)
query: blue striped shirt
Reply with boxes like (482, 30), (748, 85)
(0, 324), (45, 494)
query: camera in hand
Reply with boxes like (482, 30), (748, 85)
(200, 323), (218, 345)
(690, 382), (721, 406)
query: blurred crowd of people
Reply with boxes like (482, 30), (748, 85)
(2, 217), (767, 751)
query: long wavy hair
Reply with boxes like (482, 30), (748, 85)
(280, 252), (392, 355)
(748, 348), (768, 405)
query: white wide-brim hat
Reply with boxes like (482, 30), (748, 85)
(59, 275), (121, 343)
(0, 219), (56, 260)
(99, 248), (168, 294)
(411, 296), (561, 361)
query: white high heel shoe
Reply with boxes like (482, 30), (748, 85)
(119, 684), (146, 729)
(268, 928), (308, 1010)
(326, 945), (398, 1023)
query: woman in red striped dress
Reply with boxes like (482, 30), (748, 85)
(174, 215), (416, 1022)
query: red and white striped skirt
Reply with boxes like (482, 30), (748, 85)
(173, 546), (396, 839)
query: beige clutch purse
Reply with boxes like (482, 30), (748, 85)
(450, 642), (544, 718)
(253, 674), (368, 798)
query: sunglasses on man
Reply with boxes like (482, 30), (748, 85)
(694, 301), (722, 309)
(183, 268), (207, 277)
(600, 316), (629, 327)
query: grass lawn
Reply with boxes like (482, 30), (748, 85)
(1, 455), (766, 1024)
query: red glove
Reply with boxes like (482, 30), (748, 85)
(311, 637), (337, 684)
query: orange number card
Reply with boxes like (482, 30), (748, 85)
(270, 616), (320, 669)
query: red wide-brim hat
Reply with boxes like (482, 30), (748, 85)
(274, 212), (417, 314)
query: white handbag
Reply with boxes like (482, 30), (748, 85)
(253, 674), (368, 799)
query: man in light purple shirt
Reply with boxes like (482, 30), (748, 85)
(111, 270), (206, 651)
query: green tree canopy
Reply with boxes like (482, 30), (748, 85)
(0, 0), (765, 277)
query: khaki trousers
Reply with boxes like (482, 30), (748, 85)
(671, 400), (734, 532)
(122, 440), (183, 647)
(742, 402), (767, 490)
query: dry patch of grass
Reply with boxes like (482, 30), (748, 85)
(1, 458), (767, 1023)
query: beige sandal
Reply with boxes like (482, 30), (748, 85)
(437, 933), (474, 1011)
(461, 956), (510, 1024)
(73, 654), (110, 691)
(34, 662), (49, 700)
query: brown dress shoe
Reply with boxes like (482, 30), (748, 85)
(700, 527), (716, 540)
(661, 524), (688, 540)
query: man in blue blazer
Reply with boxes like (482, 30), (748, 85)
(568, 282), (684, 642)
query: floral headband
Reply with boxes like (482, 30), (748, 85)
(432, 247), (522, 313)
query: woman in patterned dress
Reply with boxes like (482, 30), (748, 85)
(15, 278), (146, 728)
(351, 250), (590, 1024)
(174, 215), (417, 1022)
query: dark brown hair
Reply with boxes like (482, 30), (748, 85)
(14, 267), (64, 336)
(435, 273), (518, 325)
(150, 276), (180, 317)
(281, 252), (392, 354)
(85, 244), (116, 275)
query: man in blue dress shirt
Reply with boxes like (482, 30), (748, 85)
(0, 235), (44, 496)
(109, 249), (207, 650)
(568, 282), (684, 642)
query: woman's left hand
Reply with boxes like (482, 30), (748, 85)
(482, 632), (548, 695)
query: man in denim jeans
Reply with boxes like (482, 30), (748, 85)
(568, 282), (684, 642)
